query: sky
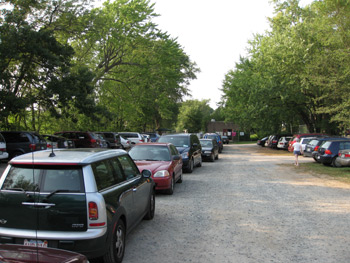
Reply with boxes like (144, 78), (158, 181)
(151, 0), (314, 109)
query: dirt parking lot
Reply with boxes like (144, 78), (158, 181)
(123, 144), (350, 263)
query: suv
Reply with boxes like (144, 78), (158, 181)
(0, 131), (47, 159)
(158, 133), (202, 173)
(54, 131), (100, 148)
(0, 148), (155, 262)
(118, 132), (144, 146)
(96, 132), (122, 149)
(203, 133), (223, 153)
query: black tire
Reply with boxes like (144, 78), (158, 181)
(210, 153), (215, 162)
(144, 189), (155, 220)
(331, 157), (342, 167)
(177, 172), (183, 183)
(104, 220), (125, 263)
(186, 158), (194, 173)
(166, 176), (174, 195)
(196, 156), (202, 167)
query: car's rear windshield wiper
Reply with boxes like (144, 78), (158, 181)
(44, 189), (70, 201)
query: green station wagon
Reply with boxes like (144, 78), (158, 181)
(0, 148), (155, 263)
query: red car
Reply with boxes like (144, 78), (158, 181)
(0, 244), (88, 263)
(129, 143), (183, 195)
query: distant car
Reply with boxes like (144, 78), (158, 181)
(221, 135), (229, 144)
(267, 134), (292, 149)
(200, 139), (219, 162)
(141, 134), (151, 142)
(120, 135), (132, 150)
(96, 132), (122, 149)
(277, 136), (292, 150)
(93, 132), (108, 148)
(288, 133), (326, 152)
(310, 137), (348, 161)
(129, 143), (183, 195)
(315, 139), (350, 167)
(203, 133), (223, 153)
(54, 131), (100, 148)
(0, 148), (155, 261)
(42, 134), (75, 149)
(0, 244), (88, 263)
(257, 136), (268, 147)
(303, 138), (322, 157)
(118, 132), (144, 146)
(0, 131), (47, 159)
(337, 149), (350, 167)
(158, 133), (202, 173)
(0, 133), (9, 160)
(144, 132), (160, 142)
(300, 137), (317, 152)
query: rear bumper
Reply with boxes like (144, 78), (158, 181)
(338, 158), (350, 167)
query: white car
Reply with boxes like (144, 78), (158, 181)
(0, 133), (9, 160)
(277, 136), (292, 150)
(120, 135), (132, 150)
(118, 132), (144, 146)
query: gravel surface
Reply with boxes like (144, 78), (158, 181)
(123, 144), (350, 263)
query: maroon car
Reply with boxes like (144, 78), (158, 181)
(129, 143), (183, 195)
(0, 244), (88, 263)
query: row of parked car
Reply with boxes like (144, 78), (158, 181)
(0, 131), (164, 161)
(0, 131), (226, 262)
(257, 133), (350, 167)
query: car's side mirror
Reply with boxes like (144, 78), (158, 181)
(141, 169), (152, 178)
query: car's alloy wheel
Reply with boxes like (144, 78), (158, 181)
(104, 220), (125, 263)
(166, 176), (174, 195)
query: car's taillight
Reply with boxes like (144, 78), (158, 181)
(346, 154), (350, 158)
(314, 146), (319, 151)
(272, 140), (277, 144)
(29, 144), (36, 150)
(47, 143), (52, 148)
(0, 148), (5, 151)
(140, 139), (144, 143)
(89, 202), (98, 220)
(325, 149), (332, 155)
(91, 139), (96, 143)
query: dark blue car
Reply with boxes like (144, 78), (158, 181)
(316, 139), (350, 167)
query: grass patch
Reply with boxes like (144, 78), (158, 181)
(298, 162), (350, 183)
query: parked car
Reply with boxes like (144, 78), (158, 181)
(120, 135), (132, 150)
(0, 148), (155, 262)
(42, 134), (75, 149)
(337, 149), (350, 167)
(203, 133), (223, 153)
(0, 131), (47, 159)
(277, 136), (292, 150)
(300, 137), (317, 152)
(257, 136), (268, 147)
(54, 131), (100, 148)
(158, 133), (202, 173)
(267, 134), (292, 149)
(310, 137), (347, 161)
(118, 132), (144, 146)
(96, 132), (122, 149)
(0, 133), (9, 160)
(143, 132), (160, 142)
(0, 244), (88, 263)
(141, 134), (151, 142)
(288, 133), (326, 152)
(315, 139), (350, 167)
(129, 143), (183, 195)
(221, 135), (229, 144)
(200, 139), (219, 162)
(93, 132), (108, 148)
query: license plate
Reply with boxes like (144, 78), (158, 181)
(24, 239), (48, 248)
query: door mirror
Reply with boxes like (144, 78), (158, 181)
(173, 155), (181, 161)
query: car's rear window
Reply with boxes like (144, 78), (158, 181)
(1, 165), (84, 193)
(158, 136), (189, 147)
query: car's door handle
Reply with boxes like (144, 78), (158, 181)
(22, 202), (56, 208)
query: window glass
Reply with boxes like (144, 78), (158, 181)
(110, 158), (125, 184)
(19, 133), (30, 143)
(170, 145), (179, 156)
(92, 160), (116, 190)
(118, 155), (139, 180)
(41, 167), (83, 192)
(158, 136), (189, 147)
(2, 166), (40, 191)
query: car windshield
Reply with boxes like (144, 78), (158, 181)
(309, 139), (319, 146)
(200, 140), (213, 147)
(205, 135), (217, 140)
(158, 136), (189, 147)
(129, 145), (171, 161)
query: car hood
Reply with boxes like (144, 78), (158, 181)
(135, 161), (171, 173)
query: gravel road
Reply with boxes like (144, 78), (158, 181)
(123, 144), (350, 263)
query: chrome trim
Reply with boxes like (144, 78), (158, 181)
(0, 227), (107, 240)
(22, 202), (55, 208)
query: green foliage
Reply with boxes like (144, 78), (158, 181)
(222, 0), (350, 135)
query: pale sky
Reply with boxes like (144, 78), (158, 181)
(151, 0), (314, 109)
